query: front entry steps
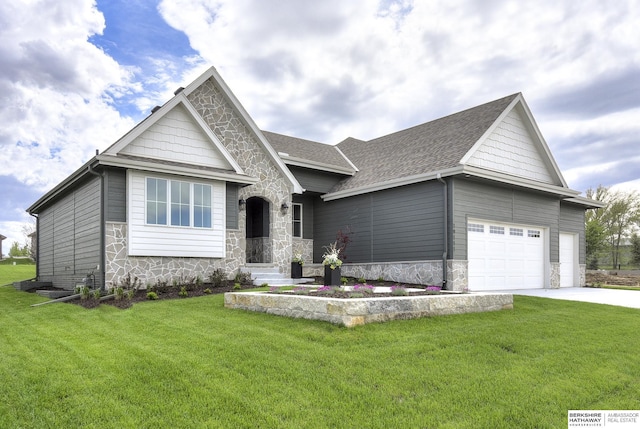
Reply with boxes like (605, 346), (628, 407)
(244, 264), (314, 286)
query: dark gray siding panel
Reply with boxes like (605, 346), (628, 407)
(226, 183), (239, 229)
(313, 182), (444, 263)
(289, 166), (345, 194)
(36, 176), (102, 289)
(105, 168), (126, 222)
(560, 202), (586, 263)
(293, 194), (315, 239)
(452, 178), (561, 261)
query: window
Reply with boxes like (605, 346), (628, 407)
(468, 223), (484, 233)
(292, 203), (302, 238)
(193, 184), (212, 228)
(528, 230), (541, 238)
(146, 178), (167, 225)
(510, 228), (523, 236)
(171, 181), (190, 226)
(146, 177), (212, 229)
(490, 225), (505, 235)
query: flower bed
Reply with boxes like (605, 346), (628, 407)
(224, 289), (513, 327)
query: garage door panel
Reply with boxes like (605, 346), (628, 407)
(468, 220), (545, 291)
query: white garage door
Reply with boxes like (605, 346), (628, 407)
(468, 220), (545, 291)
(559, 233), (577, 287)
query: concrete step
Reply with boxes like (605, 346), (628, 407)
(36, 289), (75, 299)
(244, 264), (314, 286)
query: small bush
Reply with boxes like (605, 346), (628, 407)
(147, 292), (158, 300)
(357, 277), (366, 284)
(209, 269), (227, 288)
(235, 270), (253, 286)
(390, 285), (407, 296)
(79, 285), (91, 301)
(233, 283), (242, 290)
(204, 288), (212, 294)
(92, 289), (101, 300)
(178, 286), (188, 298)
(114, 287), (125, 301)
(341, 277), (348, 285)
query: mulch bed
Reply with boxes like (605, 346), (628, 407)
(586, 272), (640, 287)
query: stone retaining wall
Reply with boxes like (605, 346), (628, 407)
(224, 291), (513, 327)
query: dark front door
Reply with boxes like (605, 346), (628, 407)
(246, 197), (271, 263)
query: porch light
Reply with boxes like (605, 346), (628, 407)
(239, 198), (246, 210)
(280, 202), (289, 214)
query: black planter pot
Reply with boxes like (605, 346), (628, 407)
(291, 262), (303, 279)
(324, 265), (341, 286)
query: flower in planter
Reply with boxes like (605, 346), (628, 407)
(322, 242), (343, 270)
(292, 254), (305, 265)
(390, 285), (408, 296)
(353, 284), (375, 295)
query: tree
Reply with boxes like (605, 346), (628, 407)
(585, 185), (640, 268)
(8, 241), (29, 257)
(631, 233), (640, 266)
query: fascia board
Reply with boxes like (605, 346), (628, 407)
(461, 165), (580, 197)
(563, 196), (606, 209)
(191, 67), (305, 194)
(280, 155), (356, 175)
(321, 167), (463, 201)
(96, 154), (258, 185)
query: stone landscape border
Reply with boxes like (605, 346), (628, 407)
(224, 291), (514, 327)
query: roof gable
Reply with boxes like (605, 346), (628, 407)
(461, 94), (567, 187)
(103, 93), (244, 174)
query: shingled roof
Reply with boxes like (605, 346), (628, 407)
(331, 93), (520, 194)
(262, 130), (355, 174)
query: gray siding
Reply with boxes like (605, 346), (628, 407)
(451, 178), (561, 261)
(36, 176), (103, 289)
(226, 183), (239, 229)
(289, 166), (346, 194)
(560, 202), (586, 264)
(313, 182), (445, 263)
(105, 168), (126, 222)
(292, 194), (315, 239)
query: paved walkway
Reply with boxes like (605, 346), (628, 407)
(501, 287), (640, 309)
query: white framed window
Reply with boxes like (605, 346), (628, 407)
(510, 228), (523, 236)
(528, 230), (541, 238)
(292, 203), (302, 238)
(145, 177), (212, 229)
(468, 223), (484, 233)
(490, 225), (505, 235)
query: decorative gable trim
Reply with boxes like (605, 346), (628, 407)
(183, 67), (305, 194)
(103, 93), (245, 175)
(460, 94), (568, 188)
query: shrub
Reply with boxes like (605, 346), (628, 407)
(353, 284), (375, 295)
(146, 292), (158, 300)
(178, 286), (188, 298)
(79, 285), (91, 301)
(235, 270), (253, 286)
(114, 286), (125, 301)
(204, 288), (212, 294)
(209, 269), (227, 288)
(233, 283), (242, 290)
(341, 277), (348, 285)
(92, 289), (101, 300)
(269, 286), (283, 294)
(390, 285), (407, 296)
(357, 277), (366, 284)
(293, 286), (309, 295)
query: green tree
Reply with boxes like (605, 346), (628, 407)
(631, 233), (640, 267)
(586, 186), (640, 269)
(8, 241), (30, 257)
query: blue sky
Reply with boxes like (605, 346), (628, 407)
(1, 0), (639, 252)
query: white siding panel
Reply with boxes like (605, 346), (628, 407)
(468, 109), (554, 184)
(127, 170), (226, 257)
(121, 104), (232, 170)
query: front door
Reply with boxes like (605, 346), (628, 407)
(245, 197), (271, 263)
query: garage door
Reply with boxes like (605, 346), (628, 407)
(468, 220), (545, 291)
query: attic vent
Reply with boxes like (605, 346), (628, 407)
(151, 106), (161, 114)
(174, 87), (185, 95)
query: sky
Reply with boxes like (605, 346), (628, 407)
(1, 0), (639, 254)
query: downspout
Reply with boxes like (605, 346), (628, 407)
(88, 162), (106, 292)
(436, 174), (448, 290)
(29, 212), (39, 279)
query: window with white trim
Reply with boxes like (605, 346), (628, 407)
(490, 225), (505, 235)
(292, 203), (302, 238)
(145, 177), (212, 229)
(510, 228), (523, 236)
(468, 223), (484, 233)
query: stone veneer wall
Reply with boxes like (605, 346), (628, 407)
(292, 238), (313, 271)
(302, 260), (469, 291)
(188, 78), (293, 275)
(550, 262), (561, 289)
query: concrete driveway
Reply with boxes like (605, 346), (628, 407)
(503, 287), (640, 309)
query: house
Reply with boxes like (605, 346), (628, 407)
(27, 66), (602, 292)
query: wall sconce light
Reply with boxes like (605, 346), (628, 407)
(280, 202), (289, 214)
(239, 198), (246, 210)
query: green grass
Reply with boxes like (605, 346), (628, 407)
(1, 286), (639, 428)
(0, 262), (35, 286)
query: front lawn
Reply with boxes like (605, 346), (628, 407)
(1, 286), (638, 428)
(0, 260), (35, 286)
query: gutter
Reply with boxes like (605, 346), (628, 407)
(28, 212), (39, 280)
(436, 173), (448, 290)
(87, 163), (106, 292)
